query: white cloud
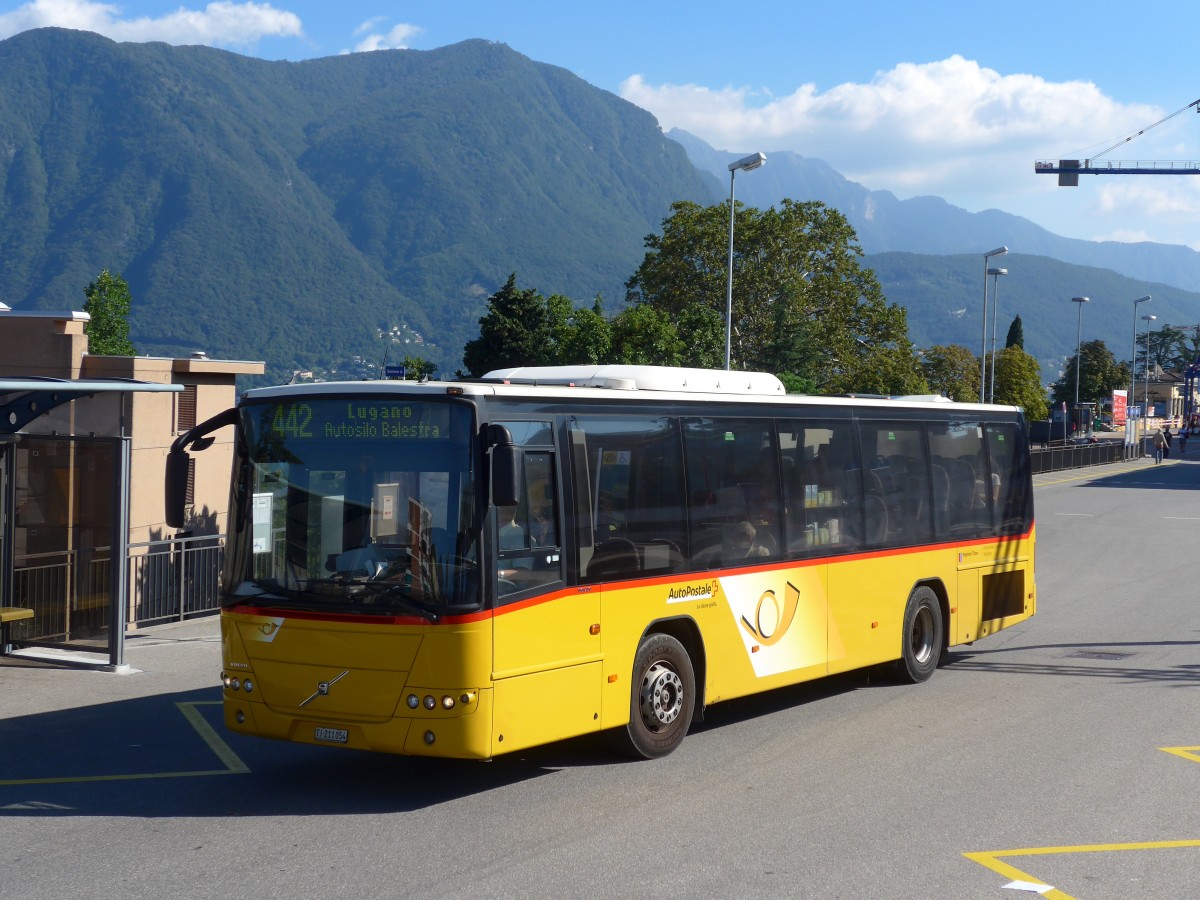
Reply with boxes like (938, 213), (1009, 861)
(350, 21), (419, 53)
(0, 0), (302, 46)
(353, 16), (387, 37)
(621, 56), (1166, 193)
(620, 55), (1200, 246)
(1095, 180), (1200, 217)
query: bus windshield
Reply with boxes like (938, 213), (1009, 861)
(223, 396), (480, 616)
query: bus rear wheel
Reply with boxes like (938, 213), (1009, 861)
(619, 633), (695, 759)
(895, 586), (943, 684)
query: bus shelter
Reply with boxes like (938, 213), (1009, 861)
(0, 378), (182, 671)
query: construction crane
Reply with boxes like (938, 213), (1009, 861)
(1036, 99), (1200, 425)
(1034, 98), (1200, 185)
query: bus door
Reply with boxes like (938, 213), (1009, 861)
(491, 421), (601, 753)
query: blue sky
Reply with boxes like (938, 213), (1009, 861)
(3, 1), (1199, 251)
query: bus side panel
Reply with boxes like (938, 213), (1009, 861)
(954, 566), (982, 645)
(956, 534), (1035, 643)
(491, 590), (603, 753)
(597, 565), (830, 729)
(827, 551), (930, 675)
(492, 662), (603, 753)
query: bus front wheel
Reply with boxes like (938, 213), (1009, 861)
(896, 586), (943, 684)
(619, 633), (695, 759)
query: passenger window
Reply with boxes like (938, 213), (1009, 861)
(567, 416), (687, 582)
(985, 423), (1031, 534)
(927, 421), (992, 539)
(682, 418), (782, 569)
(778, 419), (860, 556)
(856, 421), (932, 548)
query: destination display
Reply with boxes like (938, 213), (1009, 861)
(261, 400), (452, 441)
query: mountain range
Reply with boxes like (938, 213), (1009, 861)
(2, 28), (1199, 383)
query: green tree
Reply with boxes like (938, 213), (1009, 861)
(992, 346), (1048, 420)
(777, 372), (819, 394)
(625, 199), (924, 393)
(1052, 339), (1128, 407)
(921, 344), (980, 402)
(1004, 315), (1024, 351)
(1146, 324), (1189, 372)
(400, 355), (437, 380)
(462, 274), (567, 375)
(558, 296), (613, 366)
(463, 275), (617, 374)
(82, 269), (135, 355)
(609, 303), (685, 365)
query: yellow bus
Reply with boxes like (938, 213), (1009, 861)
(167, 365), (1035, 759)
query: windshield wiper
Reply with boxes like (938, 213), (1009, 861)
(354, 581), (440, 621)
(224, 582), (309, 610)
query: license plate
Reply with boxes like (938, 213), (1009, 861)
(314, 727), (348, 744)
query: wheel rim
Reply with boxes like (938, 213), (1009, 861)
(639, 661), (684, 731)
(910, 605), (935, 666)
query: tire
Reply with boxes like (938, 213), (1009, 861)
(895, 586), (943, 684)
(618, 633), (695, 759)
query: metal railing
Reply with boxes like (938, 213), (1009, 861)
(1029, 441), (1132, 474)
(128, 535), (225, 626)
(10, 535), (224, 644)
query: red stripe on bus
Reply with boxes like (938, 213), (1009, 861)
(231, 523), (1034, 626)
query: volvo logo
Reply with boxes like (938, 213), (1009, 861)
(299, 670), (349, 708)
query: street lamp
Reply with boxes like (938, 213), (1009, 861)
(981, 246), (1008, 402)
(725, 151), (766, 371)
(1075, 296), (1094, 408)
(1142, 313), (1157, 414)
(1130, 295), (1151, 418)
(987, 267), (1007, 403)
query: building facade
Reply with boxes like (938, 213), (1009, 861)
(1, 308), (263, 650)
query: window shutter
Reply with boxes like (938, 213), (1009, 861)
(177, 385), (197, 432)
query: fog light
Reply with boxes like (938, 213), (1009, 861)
(424, 730), (436, 745)
(423, 695), (436, 710)
(235, 710), (245, 724)
(242, 679), (253, 693)
(442, 695), (455, 710)
(406, 694), (420, 709)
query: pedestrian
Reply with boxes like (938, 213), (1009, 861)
(1163, 425), (1173, 459)
(1181, 430), (1189, 455)
(1153, 428), (1166, 464)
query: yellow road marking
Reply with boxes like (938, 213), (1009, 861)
(0, 701), (248, 786)
(965, 839), (1200, 899)
(1160, 744), (1200, 763)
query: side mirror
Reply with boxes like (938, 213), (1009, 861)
(164, 407), (239, 528)
(488, 425), (520, 508)
(165, 448), (190, 528)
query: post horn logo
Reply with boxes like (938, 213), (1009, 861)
(740, 581), (801, 646)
